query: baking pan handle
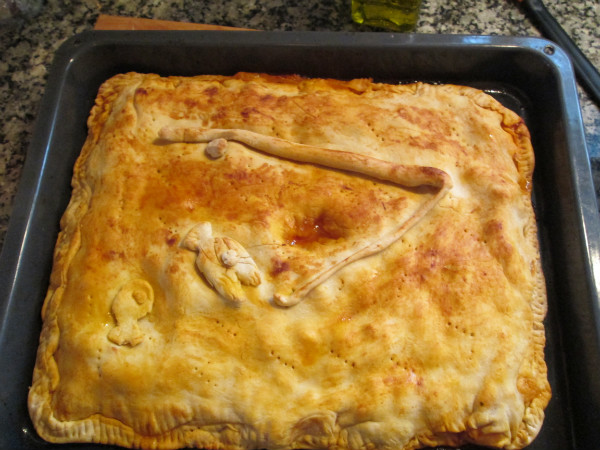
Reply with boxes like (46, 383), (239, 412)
(522, 0), (600, 107)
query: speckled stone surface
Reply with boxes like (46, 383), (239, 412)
(1, 0), (599, 250)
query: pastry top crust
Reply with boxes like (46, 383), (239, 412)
(29, 72), (550, 450)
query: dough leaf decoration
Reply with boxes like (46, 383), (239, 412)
(181, 222), (262, 305)
(162, 126), (452, 307)
(108, 278), (154, 347)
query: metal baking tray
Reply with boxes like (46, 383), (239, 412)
(0, 31), (599, 450)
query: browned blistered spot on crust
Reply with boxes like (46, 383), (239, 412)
(293, 329), (322, 367)
(260, 94), (275, 103)
(210, 107), (228, 122)
(483, 220), (513, 261)
(517, 376), (538, 401)
(270, 258), (291, 276)
(482, 219), (528, 287)
(505, 119), (526, 135)
(204, 86), (218, 97)
(102, 250), (125, 261)
(184, 98), (200, 109)
(396, 105), (453, 137)
(383, 375), (402, 386)
(484, 219), (504, 234)
(241, 107), (255, 119)
(462, 165), (514, 200)
(407, 135), (440, 152)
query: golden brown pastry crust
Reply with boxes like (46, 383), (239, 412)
(29, 72), (550, 449)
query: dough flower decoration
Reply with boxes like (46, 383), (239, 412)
(181, 222), (262, 305)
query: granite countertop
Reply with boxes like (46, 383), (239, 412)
(1, 0), (599, 251)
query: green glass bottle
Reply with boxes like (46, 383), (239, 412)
(351, 0), (422, 32)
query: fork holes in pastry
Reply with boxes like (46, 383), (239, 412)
(447, 320), (475, 337)
(269, 350), (295, 369)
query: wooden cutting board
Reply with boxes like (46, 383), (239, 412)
(94, 14), (253, 31)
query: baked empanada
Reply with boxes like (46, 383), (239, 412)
(29, 72), (550, 449)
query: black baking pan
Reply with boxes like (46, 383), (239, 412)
(0, 31), (599, 450)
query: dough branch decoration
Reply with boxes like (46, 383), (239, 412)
(159, 126), (453, 307)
